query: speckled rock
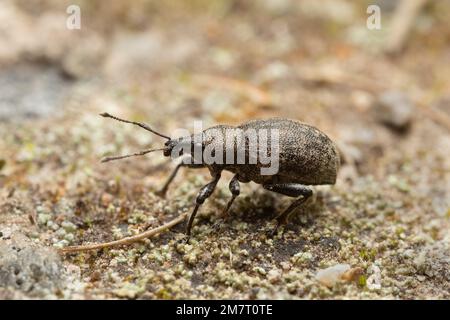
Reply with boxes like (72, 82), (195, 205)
(374, 91), (415, 131)
(0, 63), (73, 121)
(0, 234), (64, 298)
(413, 239), (450, 283)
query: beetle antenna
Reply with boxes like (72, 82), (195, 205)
(101, 148), (165, 163)
(100, 112), (171, 140)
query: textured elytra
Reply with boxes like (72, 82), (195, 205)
(198, 118), (340, 186)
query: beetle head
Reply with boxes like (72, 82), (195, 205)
(163, 133), (204, 159)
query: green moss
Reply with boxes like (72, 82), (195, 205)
(358, 275), (367, 287)
(359, 248), (377, 262)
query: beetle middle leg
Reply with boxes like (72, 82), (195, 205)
(221, 174), (241, 217)
(186, 172), (222, 240)
(211, 174), (240, 232)
(263, 183), (313, 233)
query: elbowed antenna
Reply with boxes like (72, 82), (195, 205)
(100, 112), (171, 140)
(101, 148), (164, 163)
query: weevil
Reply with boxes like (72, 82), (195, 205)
(100, 113), (340, 239)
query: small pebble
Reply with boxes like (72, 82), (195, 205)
(101, 193), (114, 207)
(267, 269), (281, 284)
(366, 264), (382, 291)
(38, 213), (52, 225)
(315, 264), (351, 288)
(64, 233), (75, 242)
(55, 228), (67, 238)
(374, 90), (414, 131)
(61, 221), (77, 232)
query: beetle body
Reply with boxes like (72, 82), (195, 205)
(224, 118), (339, 186)
(101, 114), (339, 239)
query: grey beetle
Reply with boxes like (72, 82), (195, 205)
(100, 113), (340, 239)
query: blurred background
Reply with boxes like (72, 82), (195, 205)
(0, 0), (449, 299)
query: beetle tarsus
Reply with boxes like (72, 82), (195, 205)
(221, 195), (237, 218)
(270, 221), (284, 236)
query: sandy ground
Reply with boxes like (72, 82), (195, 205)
(0, 0), (449, 299)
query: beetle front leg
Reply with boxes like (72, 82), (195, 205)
(156, 157), (204, 197)
(263, 183), (313, 233)
(185, 172), (221, 240)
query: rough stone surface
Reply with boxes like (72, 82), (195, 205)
(0, 64), (73, 121)
(0, 233), (64, 298)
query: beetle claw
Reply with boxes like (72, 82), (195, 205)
(269, 218), (288, 237)
(211, 219), (223, 231)
(155, 188), (167, 198)
(270, 226), (279, 237)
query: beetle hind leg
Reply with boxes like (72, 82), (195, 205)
(263, 183), (313, 234)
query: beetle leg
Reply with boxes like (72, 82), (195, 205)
(221, 174), (241, 217)
(156, 156), (204, 197)
(186, 172), (221, 241)
(263, 184), (313, 233)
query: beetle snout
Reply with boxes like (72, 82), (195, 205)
(163, 148), (171, 157)
(163, 139), (186, 158)
(163, 140), (175, 157)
